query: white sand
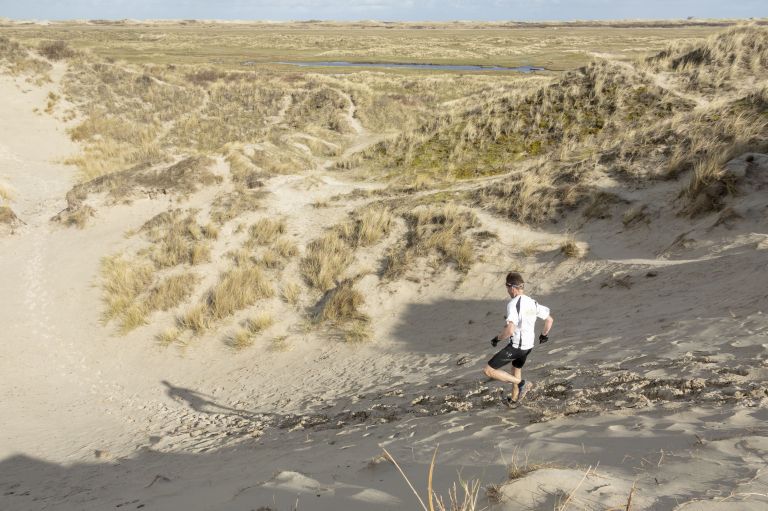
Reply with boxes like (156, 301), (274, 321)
(1, 64), (768, 511)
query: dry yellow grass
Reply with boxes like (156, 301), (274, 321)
(560, 239), (583, 258)
(140, 210), (214, 268)
(145, 272), (199, 311)
(206, 264), (274, 320)
(37, 40), (76, 61)
(225, 145), (260, 184)
(352, 206), (394, 247)
(0, 206), (21, 226)
(281, 281), (302, 305)
(0, 181), (14, 203)
(177, 303), (211, 335)
(244, 312), (275, 334)
(247, 218), (286, 246)
(210, 188), (266, 224)
(156, 327), (182, 346)
(272, 237), (299, 258)
(646, 25), (768, 92)
(148, 233), (211, 268)
(225, 328), (254, 350)
(316, 280), (371, 342)
(268, 335), (291, 352)
(319, 280), (369, 324)
(0, 35), (51, 80)
(300, 232), (355, 291)
(100, 255), (154, 332)
(52, 204), (95, 229)
(340, 321), (372, 343)
(384, 203), (478, 279)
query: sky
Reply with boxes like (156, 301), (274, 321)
(0, 0), (766, 22)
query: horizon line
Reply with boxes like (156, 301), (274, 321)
(2, 16), (767, 23)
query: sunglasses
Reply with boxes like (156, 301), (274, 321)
(505, 283), (523, 288)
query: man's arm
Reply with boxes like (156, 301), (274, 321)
(542, 315), (553, 335)
(497, 321), (515, 342)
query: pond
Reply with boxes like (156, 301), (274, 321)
(263, 61), (546, 72)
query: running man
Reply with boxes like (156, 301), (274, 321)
(483, 272), (554, 404)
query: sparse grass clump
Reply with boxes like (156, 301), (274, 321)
(51, 204), (95, 229)
(148, 232), (211, 268)
(647, 26), (768, 92)
(273, 237), (299, 258)
(100, 255), (154, 332)
(319, 280), (369, 324)
(225, 146), (259, 183)
(224, 329), (254, 350)
(0, 35), (51, 78)
(177, 303), (211, 334)
(140, 210), (213, 268)
(0, 206), (19, 225)
(476, 171), (587, 224)
(560, 239), (583, 259)
(681, 157), (740, 216)
(353, 206), (394, 247)
(281, 281), (302, 305)
(156, 327), (182, 346)
(247, 218), (286, 246)
(340, 321), (371, 343)
(0, 181), (15, 203)
(38, 40), (75, 61)
(145, 272), (199, 311)
(245, 312), (274, 333)
(268, 335), (291, 352)
(210, 188), (266, 224)
(206, 264), (274, 320)
(384, 203), (478, 279)
(315, 280), (371, 342)
(582, 191), (621, 219)
(300, 232), (355, 291)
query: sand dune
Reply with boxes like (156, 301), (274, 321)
(1, 27), (768, 511)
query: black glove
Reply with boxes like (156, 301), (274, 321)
(539, 333), (549, 344)
(491, 336), (500, 347)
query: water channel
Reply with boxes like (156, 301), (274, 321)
(262, 61), (545, 72)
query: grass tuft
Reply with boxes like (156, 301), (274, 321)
(300, 232), (354, 291)
(281, 281), (302, 305)
(38, 40), (76, 61)
(320, 280), (369, 325)
(177, 303), (211, 335)
(245, 312), (275, 333)
(156, 327), (182, 347)
(145, 272), (199, 311)
(100, 255), (154, 332)
(207, 264), (274, 320)
(224, 328), (255, 350)
(247, 217), (286, 246)
(560, 239), (583, 259)
(384, 203), (477, 279)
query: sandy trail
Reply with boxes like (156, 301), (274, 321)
(0, 68), (138, 460)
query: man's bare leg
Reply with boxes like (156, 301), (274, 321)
(510, 367), (522, 401)
(484, 365), (521, 386)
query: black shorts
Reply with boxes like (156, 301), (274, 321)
(488, 344), (532, 370)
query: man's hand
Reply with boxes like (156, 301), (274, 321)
(491, 336), (500, 347)
(539, 333), (549, 344)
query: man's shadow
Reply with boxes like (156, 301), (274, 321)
(161, 380), (272, 421)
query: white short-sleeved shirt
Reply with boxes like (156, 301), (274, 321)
(505, 295), (550, 350)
